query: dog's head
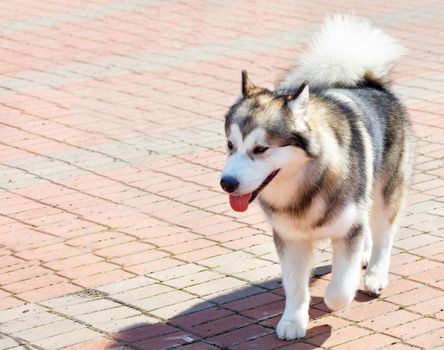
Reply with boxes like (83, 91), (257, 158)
(220, 71), (314, 212)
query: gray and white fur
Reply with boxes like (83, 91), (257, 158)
(220, 14), (412, 340)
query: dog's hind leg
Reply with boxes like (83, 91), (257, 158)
(365, 179), (406, 295)
(325, 223), (366, 310)
(273, 232), (312, 340)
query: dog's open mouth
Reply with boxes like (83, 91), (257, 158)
(229, 170), (280, 212)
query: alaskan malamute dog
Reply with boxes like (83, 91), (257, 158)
(220, 15), (412, 340)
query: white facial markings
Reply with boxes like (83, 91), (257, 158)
(227, 124), (242, 151)
(227, 125), (269, 155)
(244, 128), (270, 155)
(222, 125), (299, 195)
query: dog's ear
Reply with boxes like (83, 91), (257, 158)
(286, 80), (309, 106)
(287, 81), (309, 131)
(241, 70), (256, 97)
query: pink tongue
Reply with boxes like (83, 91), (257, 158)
(229, 193), (252, 212)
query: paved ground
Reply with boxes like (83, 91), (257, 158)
(0, 0), (444, 349)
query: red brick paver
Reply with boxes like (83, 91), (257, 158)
(1, 1), (444, 349)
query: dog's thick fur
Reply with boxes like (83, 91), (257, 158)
(220, 15), (413, 340)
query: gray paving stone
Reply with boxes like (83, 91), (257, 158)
(204, 285), (267, 306)
(129, 290), (196, 311)
(111, 284), (174, 303)
(198, 251), (254, 268)
(394, 234), (442, 250)
(96, 276), (156, 295)
(213, 258), (272, 275)
(184, 277), (247, 296)
(234, 264), (281, 283)
(148, 263), (206, 282)
(243, 242), (276, 256)
(164, 271), (224, 289)
(1, 312), (63, 334)
(0, 335), (24, 350)
(39, 292), (101, 309)
(13, 319), (82, 342)
(33, 327), (101, 350)
(56, 299), (123, 317)
(0, 304), (46, 323)
(149, 299), (214, 320)
(92, 314), (158, 333)
(75, 306), (141, 325)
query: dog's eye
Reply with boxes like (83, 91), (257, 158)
(253, 145), (269, 154)
(227, 140), (233, 150)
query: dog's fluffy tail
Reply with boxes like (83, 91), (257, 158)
(281, 14), (405, 89)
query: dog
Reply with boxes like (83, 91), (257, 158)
(220, 14), (412, 340)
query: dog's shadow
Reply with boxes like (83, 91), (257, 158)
(107, 265), (375, 349)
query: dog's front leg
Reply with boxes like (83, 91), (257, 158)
(325, 224), (365, 310)
(273, 232), (312, 340)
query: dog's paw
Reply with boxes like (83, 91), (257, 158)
(324, 283), (354, 311)
(276, 318), (306, 340)
(364, 270), (388, 295)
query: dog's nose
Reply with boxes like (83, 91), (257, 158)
(220, 176), (239, 193)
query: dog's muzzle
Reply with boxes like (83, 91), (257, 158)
(225, 169), (280, 212)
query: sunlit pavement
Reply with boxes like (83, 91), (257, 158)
(1, 1), (444, 349)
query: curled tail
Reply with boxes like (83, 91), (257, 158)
(281, 14), (405, 89)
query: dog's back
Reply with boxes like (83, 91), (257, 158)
(276, 14), (412, 225)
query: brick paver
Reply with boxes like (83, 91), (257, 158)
(0, 0), (444, 349)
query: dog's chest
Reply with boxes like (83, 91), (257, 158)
(266, 201), (357, 242)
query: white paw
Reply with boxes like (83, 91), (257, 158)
(276, 318), (307, 340)
(364, 270), (388, 295)
(324, 283), (354, 311)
